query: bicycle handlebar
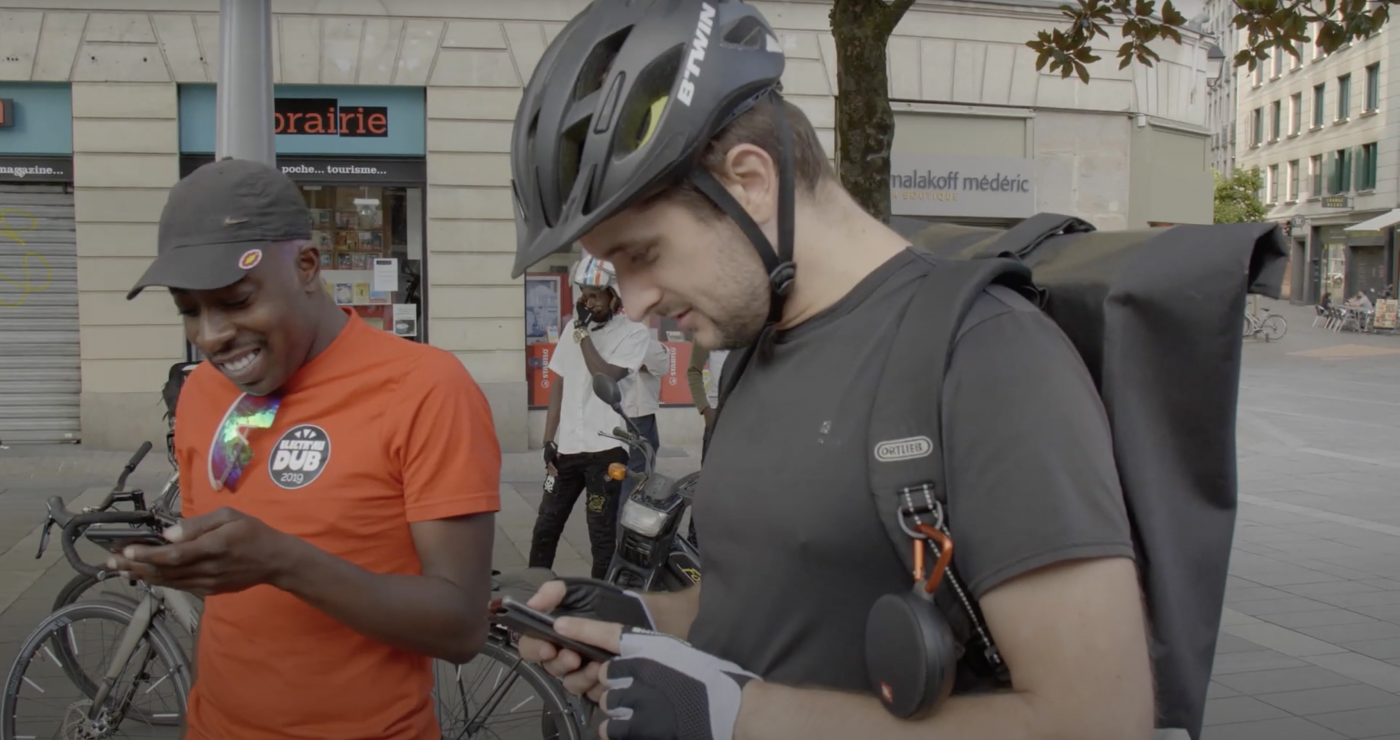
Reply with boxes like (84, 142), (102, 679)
(41, 496), (162, 579)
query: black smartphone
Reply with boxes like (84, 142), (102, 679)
(494, 596), (618, 664)
(84, 528), (168, 554)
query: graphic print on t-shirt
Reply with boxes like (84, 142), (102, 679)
(268, 424), (332, 490)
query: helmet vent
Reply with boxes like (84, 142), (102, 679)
(558, 118), (590, 211)
(574, 27), (632, 102)
(722, 16), (768, 48)
(613, 44), (683, 156)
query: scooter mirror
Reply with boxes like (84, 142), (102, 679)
(592, 372), (624, 414)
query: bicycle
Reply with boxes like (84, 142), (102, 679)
(5, 444), (582, 739)
(2, 450), (196, 739)
(1243, 306), (1287, 341)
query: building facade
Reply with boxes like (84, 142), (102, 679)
(0, 0), (1214, 452)
(1202, 0), (1240, 175)
(1235, 21), (1399, 306)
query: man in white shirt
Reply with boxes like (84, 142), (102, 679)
(619, 338), (671, 496)
(532, 256), (651, 578)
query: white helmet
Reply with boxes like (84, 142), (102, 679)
(571, 254), (617, 291)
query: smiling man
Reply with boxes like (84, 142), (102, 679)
(117, 157), (501, 740)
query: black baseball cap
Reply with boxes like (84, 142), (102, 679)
(126, 158), (312, 300)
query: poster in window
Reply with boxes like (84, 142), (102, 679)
(526, 274), (565, 346)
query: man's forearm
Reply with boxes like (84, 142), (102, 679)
(736, 683), (1040, 740)
(580, 337), (628, 381)
(545, 376), (563, 443)
(272, 534), (486, 664)
(736, 678), (1146, 740)
(639, 583), (701, 640)
(686, 366), (709, 412)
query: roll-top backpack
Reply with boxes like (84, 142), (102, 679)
(716, 213), (1287, 739)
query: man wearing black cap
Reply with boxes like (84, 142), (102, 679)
(110, 158), (503, 740)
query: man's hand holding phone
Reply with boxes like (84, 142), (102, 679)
(517, 581), (759, 740)
(517, 581), (620, 701)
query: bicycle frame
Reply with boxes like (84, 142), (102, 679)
(82, 583), (200, 720)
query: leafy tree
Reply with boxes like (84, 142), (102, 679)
(1213, 167), (1269, 224)
(1028, 0), (1392, 81)
(826, 0), (1371, 221)
(829, 0), (916, 222)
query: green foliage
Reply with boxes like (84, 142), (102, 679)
(1214, 167), (1269, 224)
(1029, 0), (1391, 81)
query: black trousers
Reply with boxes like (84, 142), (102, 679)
(529, 447), (630, 579)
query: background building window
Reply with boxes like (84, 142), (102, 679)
(1314, 84), (1326, 127)
(1359, 142), (1378, 190)
(1273, 48), (1284, 78)
(1289, 159), (1300, 200)
(1270, 100), (1282, 141)
(1329, 148), (1352, 194)
(1366, 63), (1380, 112)
(1311, 154), (1323, 196)
(1253, 107), (1264, 145)
(1290, 92), (1302, 135)
(1269, 164), (1279, 203)
(1337, 74), (1351, 120)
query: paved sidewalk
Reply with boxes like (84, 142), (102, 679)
(4, 299), (1400, 739)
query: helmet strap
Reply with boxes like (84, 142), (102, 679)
(686, 95), (796, 327)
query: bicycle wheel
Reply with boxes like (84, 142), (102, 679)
(1243, 316), (1255, 337)
(434, 636), (583, 740)
(49, 575), (200, 728)
(2, 599), (191, 740)
(1261, 315), (1287, 341)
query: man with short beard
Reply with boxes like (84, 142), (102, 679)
(505, 2), (1156, 740)
(113, 158), (500, 740)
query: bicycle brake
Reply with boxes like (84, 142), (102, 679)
(35, 519), (54, 559)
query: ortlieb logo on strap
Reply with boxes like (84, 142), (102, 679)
(874, 436), (933, 462)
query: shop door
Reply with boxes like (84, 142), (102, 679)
(0, 184), (80, 443)
(1348, 245), (1388, 298)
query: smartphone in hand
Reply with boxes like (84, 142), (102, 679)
(84, 527), (168, 554)
(494, 596), (618, 664)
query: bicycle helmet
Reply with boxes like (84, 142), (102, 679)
(572, 254), (618, 291)
(510, 0), (797, 323)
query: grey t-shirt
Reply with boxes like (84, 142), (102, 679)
(688, 248), (1134, 694)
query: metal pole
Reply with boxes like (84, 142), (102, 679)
(215, 0), (275, 165)
(190, 0), (275, 361)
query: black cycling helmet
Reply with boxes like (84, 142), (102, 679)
(510, 0), (798, 323)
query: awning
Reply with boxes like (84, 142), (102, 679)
(1345, 209), (1400, 231)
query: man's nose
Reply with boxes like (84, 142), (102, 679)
(617, 278), (660, 323)
(192, 310), (236, 353)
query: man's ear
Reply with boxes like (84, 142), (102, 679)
(294, 242), (323, 293)
(719, 143), (778, 225)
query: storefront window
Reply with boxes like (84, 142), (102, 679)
(302, 185), (423, 341)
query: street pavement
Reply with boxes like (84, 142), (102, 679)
(3, 297), (1400, 738)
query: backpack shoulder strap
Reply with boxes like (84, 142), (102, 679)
(868, 254), (1033, 686)
(868, 255), (1033, 565)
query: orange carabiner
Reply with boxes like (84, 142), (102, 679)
(914, 524), (954, 595)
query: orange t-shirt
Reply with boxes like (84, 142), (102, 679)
(174, 310), (501, 740)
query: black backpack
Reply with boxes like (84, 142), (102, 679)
(716, 213), (1287, 739)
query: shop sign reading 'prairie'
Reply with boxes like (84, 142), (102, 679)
(274, 98), (388, 137)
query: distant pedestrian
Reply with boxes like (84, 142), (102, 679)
(531, 255), (650, 578)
